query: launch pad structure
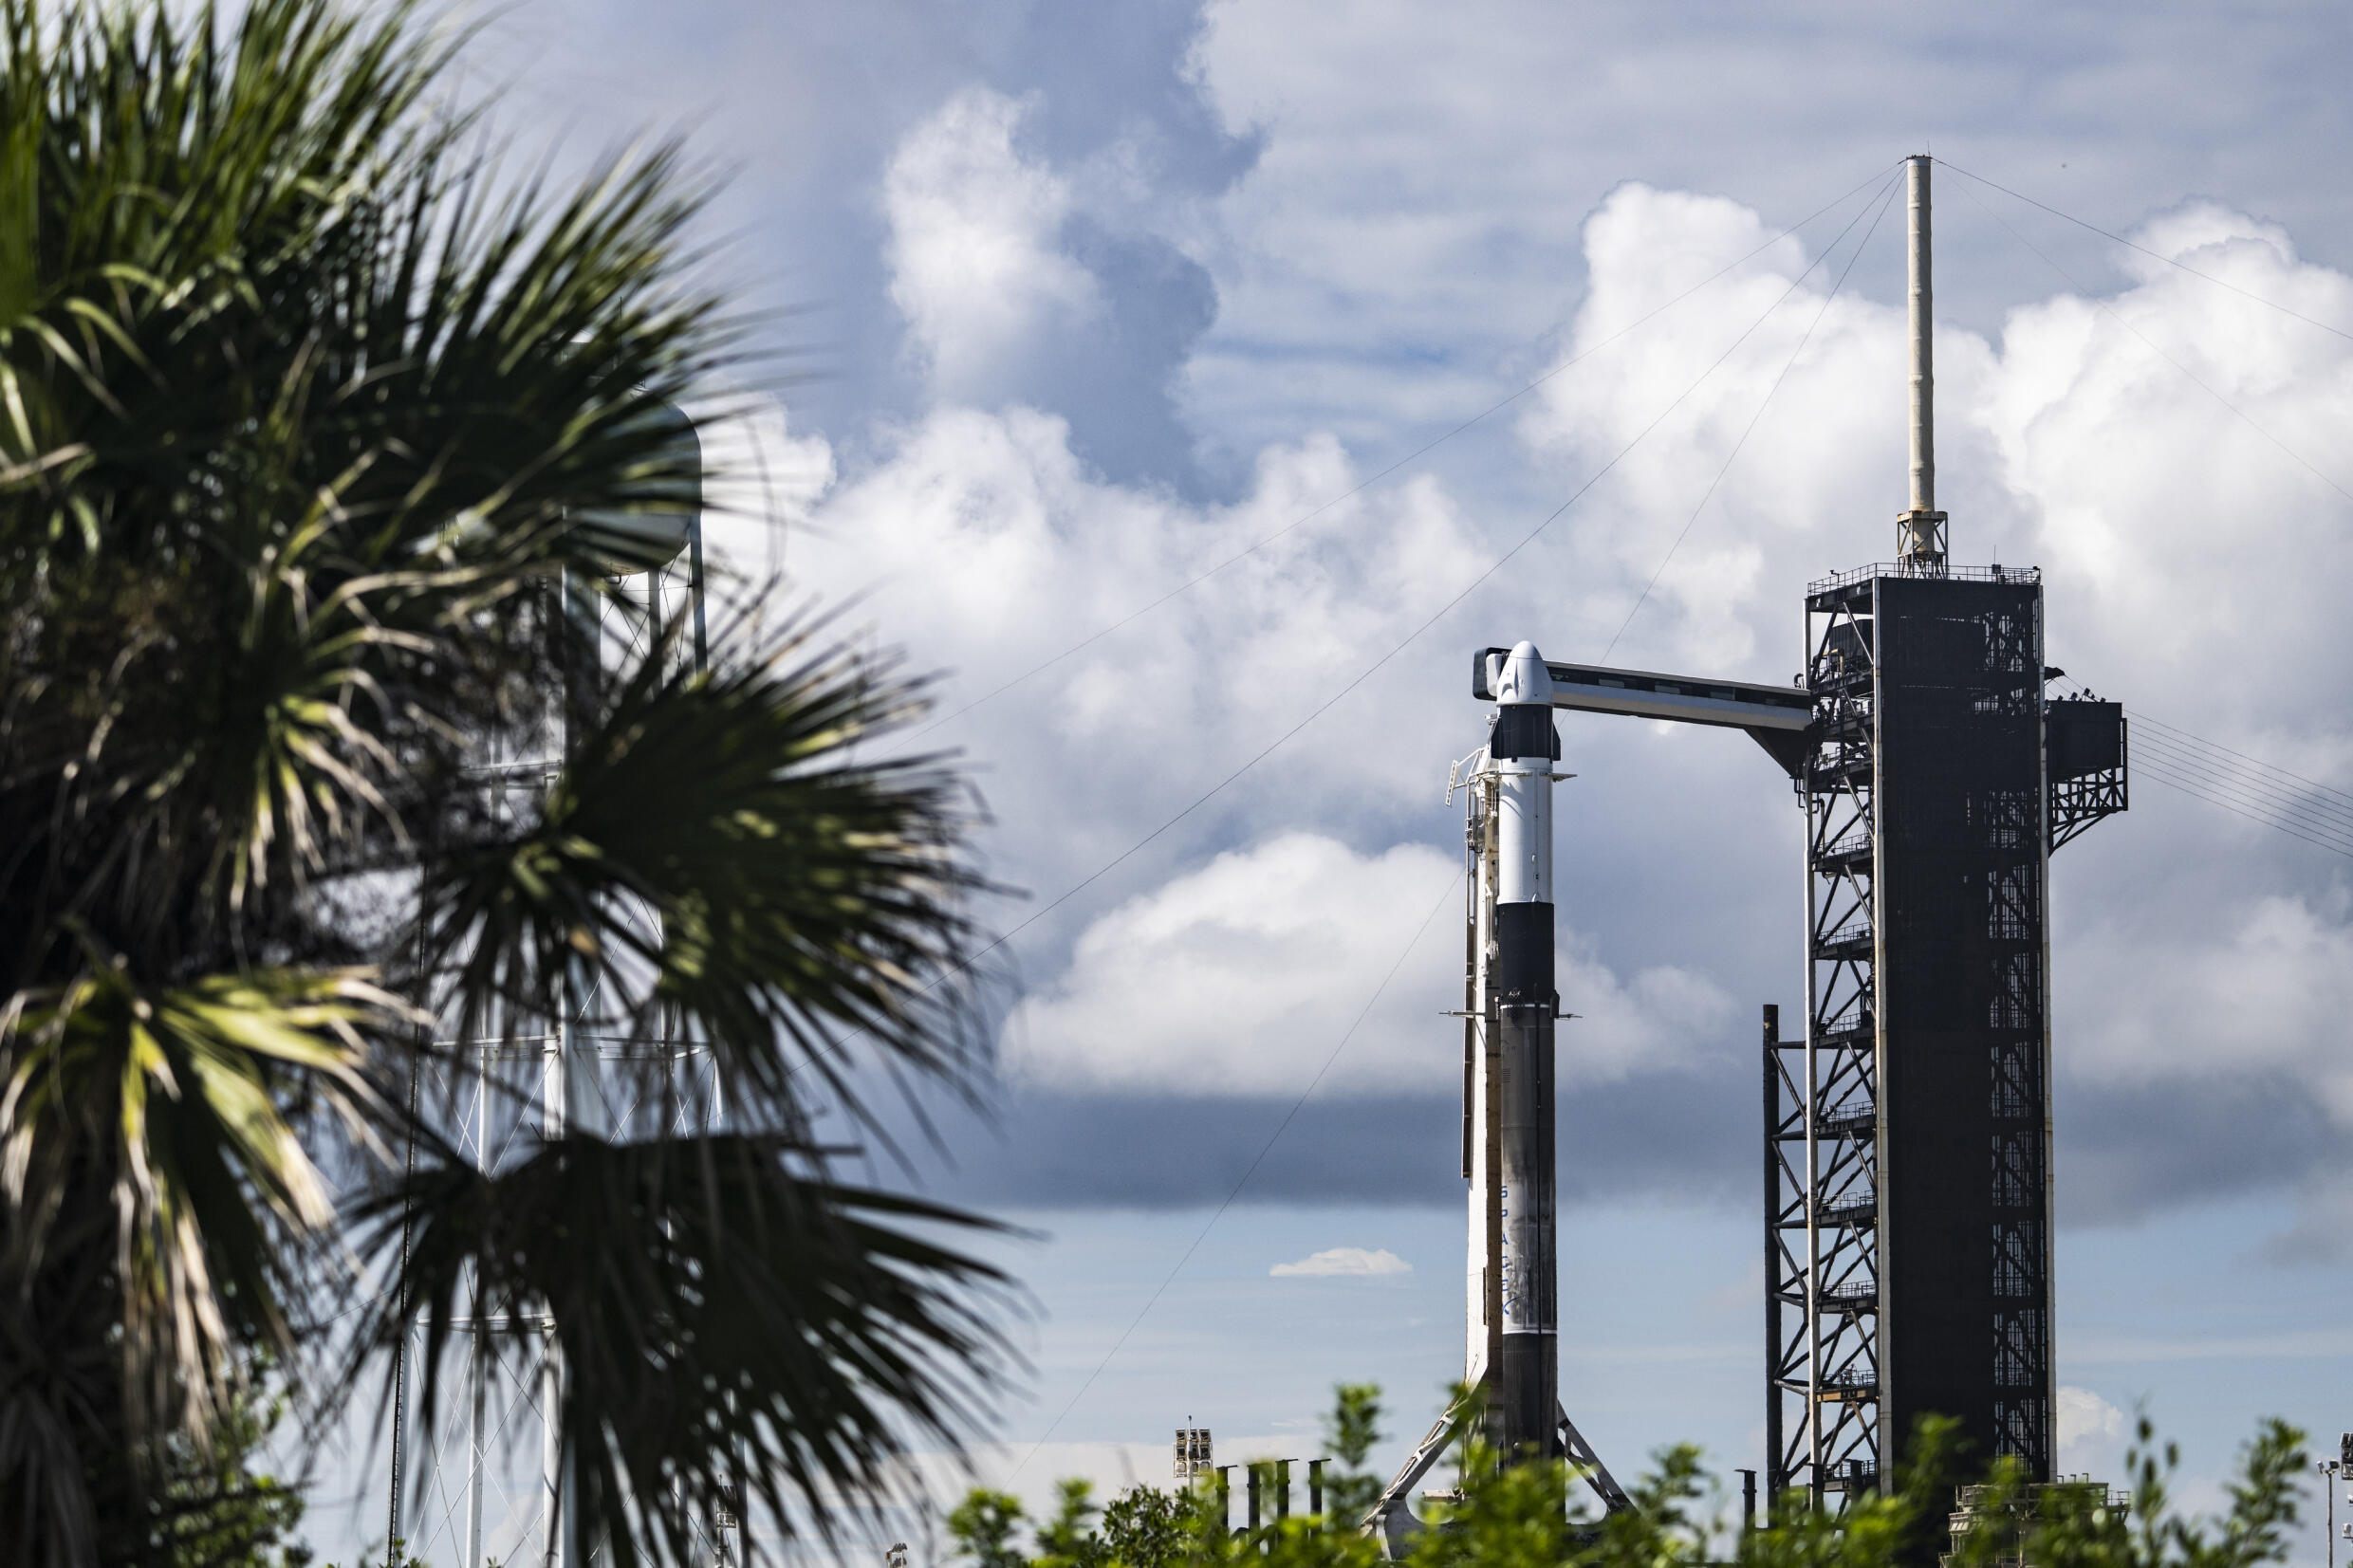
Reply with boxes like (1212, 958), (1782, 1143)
(1368, 157), (2128, 1546)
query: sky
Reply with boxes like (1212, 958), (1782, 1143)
(310, 2), (2353, 1563)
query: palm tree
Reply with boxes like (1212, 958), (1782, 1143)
(0, 1), (1012, 1561)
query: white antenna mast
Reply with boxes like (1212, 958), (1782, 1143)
(1899, 154), (1948, 569)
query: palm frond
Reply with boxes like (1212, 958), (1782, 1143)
(419, 613), (997, 1136)
(358, 1132), (1020, 1560)
(0, 1232), (110, 1568)
(0, 0), (1018, 1556)
(0, 0), (725, 973)
(0, 955), (398, 1441)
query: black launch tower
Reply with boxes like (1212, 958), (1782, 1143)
(1761, 157), (2129, 1504)
(1765, 563), (2125, 1503)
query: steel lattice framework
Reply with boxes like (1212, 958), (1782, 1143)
(386, 556), (742, 1568)
(1766, 563), (2125, 1509)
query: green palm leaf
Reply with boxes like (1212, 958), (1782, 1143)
(358, 1133), (1019, 1560)
(1, 955), (396, 1440)
(0, 0), (1022, 1556)
(420, 614), (998, 1135)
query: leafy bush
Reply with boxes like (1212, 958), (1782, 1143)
(948, 1387), (2309, 1568)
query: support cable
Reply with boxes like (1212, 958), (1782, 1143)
(909, 161), (1907, 744)
(2126, 707), (2353, 812)
(1935, 160), (2353, 347)
(1601, 169), (1904, 662)
(2056, 677), (2353, 858)
(2127, 731), (2353, 850)
(2127, 751), (2353, 860)
(1003, 871), (1462, 1485)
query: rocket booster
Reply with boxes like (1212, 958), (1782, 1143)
(1489, 641), (1558, 1459)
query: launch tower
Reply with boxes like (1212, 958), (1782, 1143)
(1762, 157), (2127, 1503)
(1378, 157), (2127, 1550)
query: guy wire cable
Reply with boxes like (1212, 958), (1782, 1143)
(2077, 700), (2353, 851)
(2127, 727), (2353, 846)
(2129, 746), (2353, 857)
(1601, 167), (1905, 663)
(1003, 868), (1463, 1485)
(2054, 676), (2353, 858)
(2130, 741), (2353, 855)
(1936, 159), (2353, 347)
(2125, 705), (2353, 812)
(907, 159), (1908, 745)
(1948, 175), (2353, 510)
(2129, 751), (2353, 860)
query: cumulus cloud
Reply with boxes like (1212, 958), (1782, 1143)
(999, 833), (1735, 1098)
(2058, 1385), (2125, 1448)
(689, 393), (837, 595)
(789, 411), (1495, 928)
(1514, 179), (2006, 673)
(827, 113), (2353, 1228)
(2057, 1386), (2128, 1479)
(2069, 893), (2353, 1120)
(1270, 1246), (1412, 1277)
(879, 84), (1232, 487)
(883, 87), (1102, 401)
(1001, 834), (1455, 1097)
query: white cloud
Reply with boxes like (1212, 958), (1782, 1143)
(883, 87), (1102, 401)
(999, 832), (1736, 1098)
(2069, 892), (2353, 1120)
(999, 833), (1457, 1097)
(1270, 1245), (1411, 1277)
(687, 392), (837, 597)
(789, 409), (1497, 929)
(2057, 1386), (2128, 1480)
(837, 109), (2353, 1222)
(2058, 1385), (2125, 1448)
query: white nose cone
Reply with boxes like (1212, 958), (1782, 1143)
(1495, 640), (1553, 706)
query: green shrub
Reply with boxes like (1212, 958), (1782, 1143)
(947, 1387), (2308, 1568)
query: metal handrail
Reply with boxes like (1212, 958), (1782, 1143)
(1808, 562), (2042, 594)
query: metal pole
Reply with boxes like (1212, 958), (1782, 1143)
(2324, 1460), (2338, 1568)
(1802, 779), (1824, 1504)
(543, 605), (576, 1568)
(464, 1037), (491, 1568)
(1899, 155), (1946, 567)
(1490, 642), (1559, 1461)
(542, 1010), (566, 1568)
(386, 923), (426, 1561)
(2034, 588), (2059, 1479)
(1762, 1005), (1783, 1508)
(689, 511), (709, 675)
(1907, 155), (1934, 519)
(466, 952), (503, 1568)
